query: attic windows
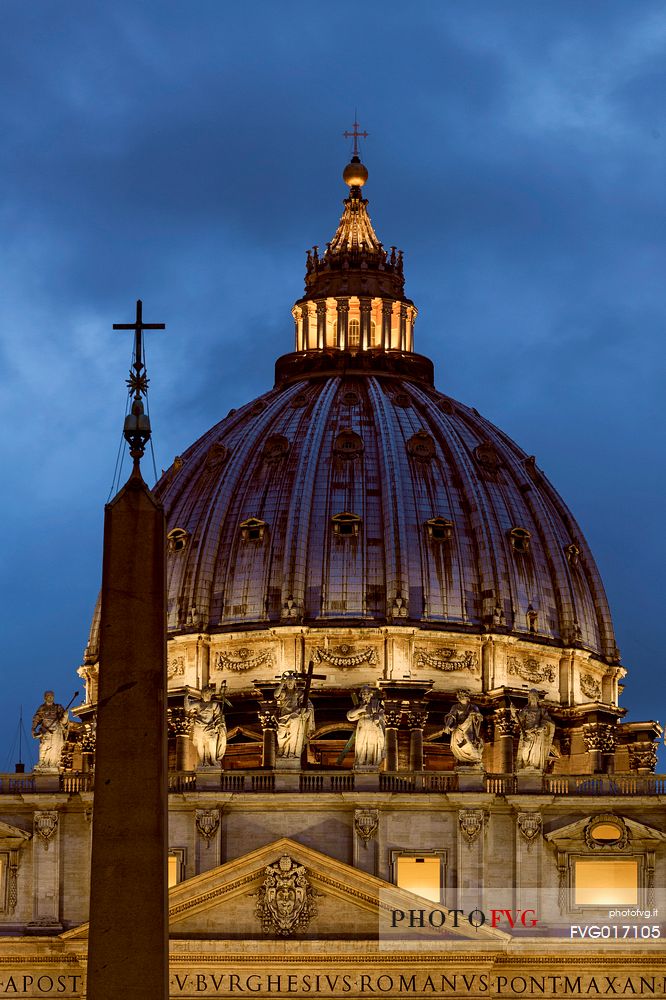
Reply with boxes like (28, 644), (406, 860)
(240, 517), (267, 542)
(509, 527), (531, 554)
(167, 528), (189, 553)
(426, 517), (454, 542)
(332, 512), (361, 538)
(584, 815), (628, 849)
(333, 430), (364, 459)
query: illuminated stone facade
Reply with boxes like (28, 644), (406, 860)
(0, 154), (664, 997)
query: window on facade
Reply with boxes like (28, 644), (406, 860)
(574, 859), (638, 906)
(168, 849), (185, 888)
(0, 855), (5, 911)
(392, 852), (444, 903)
(348, 319), (360, 347)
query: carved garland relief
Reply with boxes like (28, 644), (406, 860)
(167, 656), (185, 679)
(313, 645), (378, 668)
(507, 655), (555, 684)
(415, 647), (478, 672)
(580, 672), (602, 701)
(215, 648), (274, 672)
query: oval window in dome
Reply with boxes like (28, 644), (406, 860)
(333, 430), (364, 459)
(510, 527), (531, 554)
(167, 528), (189, 553)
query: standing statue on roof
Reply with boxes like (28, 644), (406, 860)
(185, 683), (228, 767)
(511, 689), (555, 771)
(32, 691), (69, 772)
(347, 686), (386, 770)
(275, 671), (315, 760)
(443, 690), (484, 769)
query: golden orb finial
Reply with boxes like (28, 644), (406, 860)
(343, 155), (369, 188)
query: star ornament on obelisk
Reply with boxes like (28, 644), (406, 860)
(87, 300), (169, 1000)
(114, 298), (166, 468)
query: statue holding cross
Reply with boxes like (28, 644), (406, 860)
(274, 663), (324, 760)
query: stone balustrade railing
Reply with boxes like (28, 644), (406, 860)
(0, 771), (663, 796)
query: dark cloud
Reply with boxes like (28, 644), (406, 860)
(1, 0), (665, 766)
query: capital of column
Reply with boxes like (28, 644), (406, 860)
(582, 722), (617, 753)
(493, 707), (517, 737)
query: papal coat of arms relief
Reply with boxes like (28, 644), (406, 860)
(255, 855), (318, 936)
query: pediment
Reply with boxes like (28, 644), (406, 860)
(545, 812), (666, 849)
(63, 837), (507, 944)
(0, 820), (31, 846)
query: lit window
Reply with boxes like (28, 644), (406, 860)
(348, 319), (360, 347)
(574, 859), (638, 907)
(168, 849), (186, 888)
(392, 852), (444, 904)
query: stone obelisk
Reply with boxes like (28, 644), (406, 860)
(87, 301), (168, 1000)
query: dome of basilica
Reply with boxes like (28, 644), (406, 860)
(153, 356), (615, 661)
(83, 150), (624, 763)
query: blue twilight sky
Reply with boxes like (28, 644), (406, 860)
(0, 1), (664, 769)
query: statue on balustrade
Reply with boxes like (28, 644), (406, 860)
(275, 671), (315, 759)
(512, 689), (555, 771)
(185, 683), (228, 767)
(443, 690), (484, 769)
(347, 686), (386, 769)
(32, 691), (69, 772)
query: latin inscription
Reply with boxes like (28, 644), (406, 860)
(0, 971), (665, 997)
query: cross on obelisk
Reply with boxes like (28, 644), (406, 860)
(113, 299), (165, 463)
(343, 117), (369, 158)
(87, 300), (168, 1000)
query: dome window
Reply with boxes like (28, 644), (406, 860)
(474, 441), (501, 473)
(240, 517), (267, 542)
(333, 430), (364, 459)
(290, 392), (309, 408)
(250, 400), (268, 416)
(392, 392), (412, 408)
(407, 431), (436, 461)
(426, 517), (454, 542)
(341, 389), (360, 406)
(348, 319), (361, 348)
(565, 542), (580, 566)
(261, 434), (290, 462)
(509, 527), (531, 554)
(167, 528), (189, 553)
(332, 512), (361, 537)
(205, 441), (229, 470)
